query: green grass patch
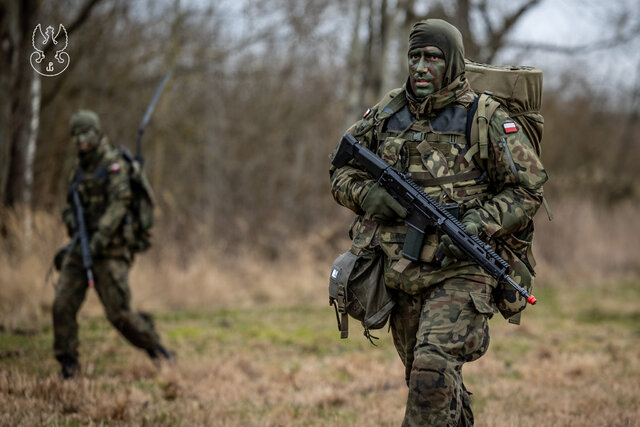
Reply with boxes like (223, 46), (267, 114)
(3, 279), (638, 426)
(166, 325), (203, 340)
(576, 308), (640, 328)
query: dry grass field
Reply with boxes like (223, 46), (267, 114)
(1, 280), (639, 426)
(1, 198), (639, 426)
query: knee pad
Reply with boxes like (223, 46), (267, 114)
(409, 352), (451, 403)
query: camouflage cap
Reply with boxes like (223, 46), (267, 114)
(69, 109), (101, 132)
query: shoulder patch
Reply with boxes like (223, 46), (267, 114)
(109, 162), (121, 173)
(503, 122), (518, 134)
(362, 108), (372, 118)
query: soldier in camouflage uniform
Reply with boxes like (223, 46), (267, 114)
(53, 109), (173, 379)
(330, 20), (547, 426)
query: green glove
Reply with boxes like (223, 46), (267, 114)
(437, 209), (484, 267)
(90, 231), (110, 255)
(62, 208), (77, 237)
(361, 184), (407, 222)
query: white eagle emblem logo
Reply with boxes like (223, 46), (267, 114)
(30, 24), (70, 77)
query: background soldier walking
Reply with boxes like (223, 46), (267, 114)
(53, 109), (173, 379)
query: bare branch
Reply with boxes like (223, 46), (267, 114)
(510, 25), (640, 54)
(476, 0), (494, 39)
(478, 0), (542, 62)
(43, 0), (104, 55)
(499, 0), (542, 36)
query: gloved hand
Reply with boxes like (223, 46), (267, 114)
(437, 209), (484, 267)
(361, 184), (407, 222)
(90, 231), (110, 255)
(53, 244), (71, 271)
(62, 209), (77, 237)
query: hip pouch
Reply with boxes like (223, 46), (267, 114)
(492, 233), (536, 325)
(329, 247), (394, 343)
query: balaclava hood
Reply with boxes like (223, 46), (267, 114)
(405, 19), (474, 117)
(408, 19), (466, 87)
(70, 109), (105, 166)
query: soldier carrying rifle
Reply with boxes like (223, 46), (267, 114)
(330, 19), (548, 425)
(53, 109), (173, 379)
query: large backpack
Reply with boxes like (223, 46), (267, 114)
(464, 60), (544, 162)
(120, 147), (155, 252)
(464, 60), (551, 325)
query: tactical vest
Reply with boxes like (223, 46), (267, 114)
(359, 89), (491, 264)
(351, 88), (541, 324)
(71, 144), (132, 256)
(73, 151), (121, 233)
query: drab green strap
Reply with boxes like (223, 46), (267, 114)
(409, 170), (483, 186)
(472, 93), (500, 161)
(340, 312), (349, 338)
(376, 91), (407, 121)
(508, 311), (522, 325)
(486, 100), (500, 128)
(464, 143), (479, 163)
(392, 257), (412, 273)
(478, 94), (489, 159)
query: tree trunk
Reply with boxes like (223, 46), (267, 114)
(0, 0), (39, 223)
(23, 68), (40, 243)
(343, 0), (364, 129)
(0, 1), (16, 222)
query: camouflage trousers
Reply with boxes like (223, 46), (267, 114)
(52, 256), (160, 363)
(388, 272), (495, 427)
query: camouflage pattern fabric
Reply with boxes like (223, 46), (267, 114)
(330, 89), (547, 293)
(62, 137), (135, 260)
(390, 275), (493, 426)
(329, 20), (547, 423)
(54, 131), (160, 366)
(53, 256), (160, 362)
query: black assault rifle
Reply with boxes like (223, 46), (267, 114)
(332, 133), (537, 305)
(71, 182), (95, 288)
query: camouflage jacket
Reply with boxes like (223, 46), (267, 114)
(330, 86), (548, 292)
(62, 138), (133, 259)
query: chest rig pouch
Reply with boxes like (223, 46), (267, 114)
(73, 167), (109, 231)
(374, 104), (490, 265)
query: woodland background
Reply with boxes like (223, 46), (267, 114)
(0, 0), (639, 425)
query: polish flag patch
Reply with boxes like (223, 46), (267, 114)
(503, 122), (518, 133)
(109, 162), (121, 173)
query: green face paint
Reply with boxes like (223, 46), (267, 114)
(72, 127), (99, 152)
(408, 46), (446, 99)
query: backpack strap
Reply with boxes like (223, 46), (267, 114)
(478, 93), (500, 160)
(352, 89), (406, 139)
(72, 170), (85, 186)
(376, 90), (408, 121)
(465, 92), (501, 162)
(371, 90), (408, 137)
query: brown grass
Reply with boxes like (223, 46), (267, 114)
(2, 197), (639, 329)
(0, 198), (639, 425)
(0, 280), (638, 426)
(533, 197), (640, 284)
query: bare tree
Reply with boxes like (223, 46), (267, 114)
(0, 0), (40, 226)
(0, 0), (103, 234)
(1, 0), (638, 258)
(344, 0), (640, 109)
